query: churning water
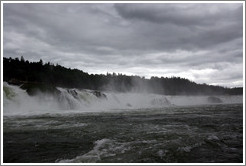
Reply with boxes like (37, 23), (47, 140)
(3, 104), (243, 163)
(3, 83), (243, 163)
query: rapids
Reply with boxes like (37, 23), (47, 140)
(3, 82), (243, 116)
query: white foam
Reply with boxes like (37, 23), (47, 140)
(3, 82), (243, 116)
(58, 138), (129, 163)
(207, 135), (220, 141)
(177, 142), (203, 153)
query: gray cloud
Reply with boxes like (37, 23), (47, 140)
(3, 3), (243, 87)
(114, 3), (242, 26)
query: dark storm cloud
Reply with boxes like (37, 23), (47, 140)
(114, 3), (243, 26)
(3, 3), (243, 87)
(115, 3), (243, 51)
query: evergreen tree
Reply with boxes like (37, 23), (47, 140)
(3, 57), (243, 95)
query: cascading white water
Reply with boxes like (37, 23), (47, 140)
(3, 82), (243, 116)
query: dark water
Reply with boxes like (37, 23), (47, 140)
(3, 104), (243, 163)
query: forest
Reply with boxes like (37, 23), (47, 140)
(3, 56), (243, 95)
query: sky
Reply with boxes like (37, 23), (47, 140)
(3, 2), (244, 88)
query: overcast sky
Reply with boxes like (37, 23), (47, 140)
(3, 3), (244, 87)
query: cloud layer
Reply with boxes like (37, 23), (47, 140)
(3, 3), (244, 87)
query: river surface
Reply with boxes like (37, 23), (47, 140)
(3, 104), (243, 163)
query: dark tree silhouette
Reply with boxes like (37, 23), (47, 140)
(3, 57), (243, 95)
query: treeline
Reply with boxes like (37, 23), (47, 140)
(3, 57), (243, 95)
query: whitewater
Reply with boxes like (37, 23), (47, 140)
(3, 82), (242, 116)
(3, 82), (243, 163)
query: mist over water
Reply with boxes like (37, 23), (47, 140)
(3, 82), (243, 116)
(3, 82), (243, 163)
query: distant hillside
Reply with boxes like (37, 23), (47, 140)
(3, 57), (243, 95)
